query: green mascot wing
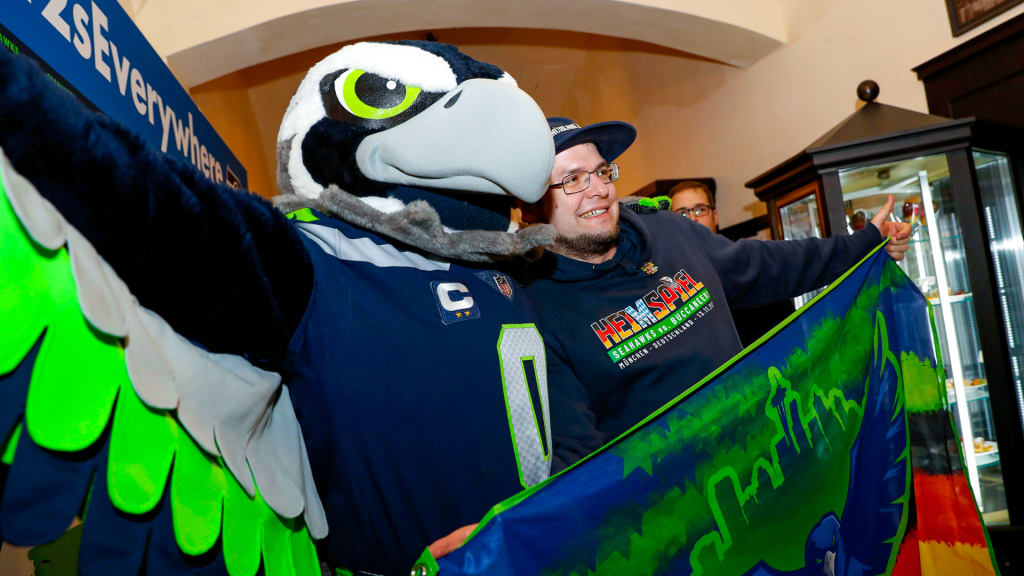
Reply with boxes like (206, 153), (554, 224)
(0, 149), (326, 576)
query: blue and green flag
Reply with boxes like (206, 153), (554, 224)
(427, 244), (997, 576)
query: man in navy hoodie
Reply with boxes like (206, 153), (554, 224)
(524, 118), (911, 470)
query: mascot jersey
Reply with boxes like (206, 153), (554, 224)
(0, 40), (557, 576)
(286, 211), (552, 573)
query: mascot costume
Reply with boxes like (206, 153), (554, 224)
(0, 41), (556, 575)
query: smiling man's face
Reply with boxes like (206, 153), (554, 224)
(542, 143), (620, 264)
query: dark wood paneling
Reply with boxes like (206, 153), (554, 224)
(949, 70), (1024, 128)
(991, 525), (1024, 575)
(915, 12), (1024, 128)
(821, 171), (847, 237)
(718, 214), (771, 241)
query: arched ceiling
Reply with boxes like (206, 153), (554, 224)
(130, 0), (788, 87)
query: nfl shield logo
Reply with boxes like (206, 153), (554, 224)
(494, 274), (514, 300)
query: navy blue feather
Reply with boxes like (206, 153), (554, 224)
(390, 41), (505, 83)
(0, 415), (101, 546)
(78, 443), (229, 576)
(0, 48), (312, 367)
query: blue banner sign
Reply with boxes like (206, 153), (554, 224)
(0, 0), (247, 189)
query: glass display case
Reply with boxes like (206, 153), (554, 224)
(748, 164), (830, 309)
(778, 191), (823, 240)
(837, 153), (1012, 521)
(772, 182), (829, 307)
(747, 82), (1024, 528)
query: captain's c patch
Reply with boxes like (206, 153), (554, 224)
(432, 281), (481, 325)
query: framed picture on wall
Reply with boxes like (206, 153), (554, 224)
(946, 0), (1024, 35)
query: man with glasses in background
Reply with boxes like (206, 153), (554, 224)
(670, 180), (719, 232)
(669, 179), (796, 347)
(523, 117), (911, 470)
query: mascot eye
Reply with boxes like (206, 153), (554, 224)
(334, 69), (421, 120)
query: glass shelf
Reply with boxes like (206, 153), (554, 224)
(975, 442), (999, 468)
(948, 382), (989, 403)
(908, 234), (962, 244)
(928, 292), (973, 305)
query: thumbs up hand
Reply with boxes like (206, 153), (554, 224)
(870, 194), (912, 261)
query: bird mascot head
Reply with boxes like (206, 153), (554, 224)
(274, 40), (555, 261)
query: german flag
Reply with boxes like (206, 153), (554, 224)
(893, 340), (998, 575)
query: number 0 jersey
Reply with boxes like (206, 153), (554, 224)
(283, 212), (551, 575)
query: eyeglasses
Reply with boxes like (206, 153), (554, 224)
(549, 163), (619, 195)
(674, 204), (714, 218)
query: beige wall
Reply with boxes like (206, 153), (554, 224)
(634, 0), (1024, 227)
(132, 0), (787, 87)
(190, 73), (277, 198)
(188, 41), (377, 199)
(185, 0), (1024, 219)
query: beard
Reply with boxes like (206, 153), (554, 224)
(553, 224), (620, 261)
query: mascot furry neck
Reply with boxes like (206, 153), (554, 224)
(0, 40), (555, 576)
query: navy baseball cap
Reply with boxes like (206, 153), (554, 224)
(548, 117), (636, 162)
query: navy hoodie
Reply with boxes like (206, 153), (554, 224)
(523, 209), (881, 470)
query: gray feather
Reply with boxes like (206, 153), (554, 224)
(276, 137), (298, 198)
(275, 187), (553, 262)
(67, 227), (128, 337)
(1, 149), (66, 251)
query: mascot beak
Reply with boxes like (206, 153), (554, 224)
(355, 79), (554, 203)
